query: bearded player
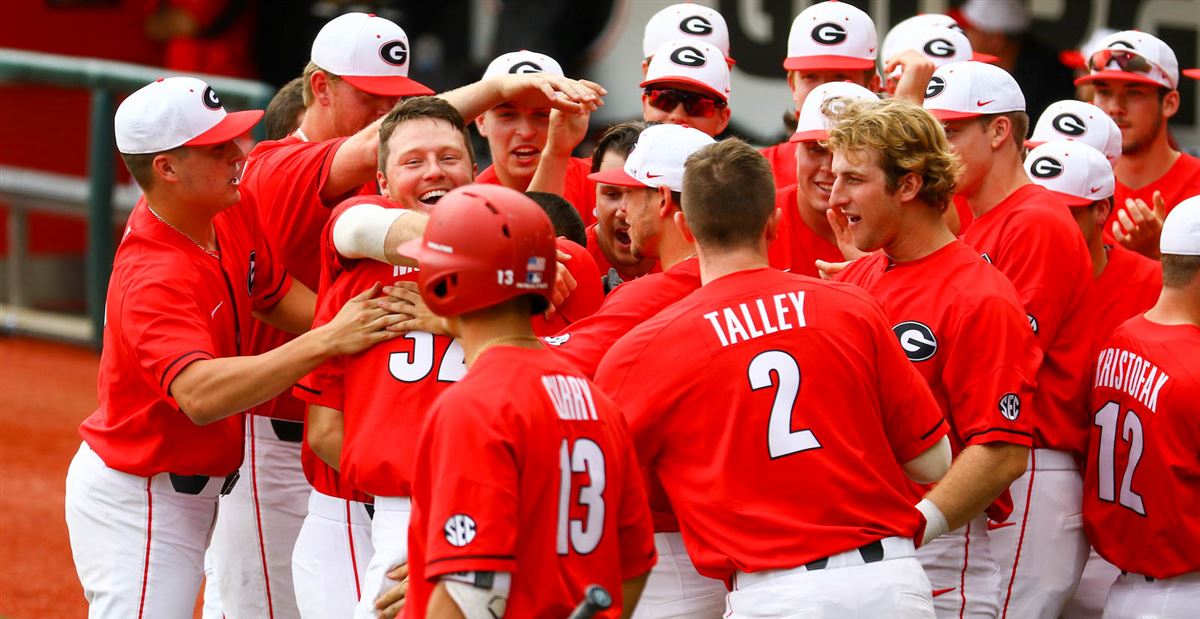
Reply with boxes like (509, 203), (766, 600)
(400, 184), (656, 618)
(828, 98), (1037, 618)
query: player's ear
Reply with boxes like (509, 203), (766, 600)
(377, 169), (390, 199)
(474, 115), (489, 138)
(715, 106), (732, 135)
(1162, 89), (1181, 119)
(896, 172), (922, 202)
(311, 70), (334, 107)
(765, 207), (782, 243)
(989, 116), (1011, 150)
(657, 185), (673, 216)
(1094, 197), (1113, 224)
(673, 209), (696, 244)
(641, 58), (651, 79)
(152, 152), (181, 184)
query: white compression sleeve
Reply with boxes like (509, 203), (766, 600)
(330, 203), (407, 262)
(442, 572), (511, 619)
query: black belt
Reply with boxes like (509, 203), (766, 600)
(1120, 570), (1156, 583)
(169, 470), (240, 496)
(805, 539), (885, 571)
(270, 419), (304, 443)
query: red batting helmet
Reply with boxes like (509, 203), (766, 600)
(398, 184), (557, 317)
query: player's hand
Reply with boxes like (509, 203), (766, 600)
(546, 248), (578, 319)
(381, 281), (449, 335)
(815, 259), (852, 280)
(545, 107), (592, 157)
(1113, 191), (1166, 259)
(497, 74), (606, 113)
(886, 50), (937, 104)
(826, 206), (867, 261)
(375, 563), (410, 619)
(320, 282), (404, 356)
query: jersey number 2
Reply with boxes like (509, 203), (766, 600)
(1093, 401), (1146, 515)
(749, 350), (822, 459)
(557, 438), (605, 555)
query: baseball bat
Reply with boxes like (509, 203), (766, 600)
(566, 584), (612, 619)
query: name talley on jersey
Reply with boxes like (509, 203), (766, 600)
(704, 291), (807, 348)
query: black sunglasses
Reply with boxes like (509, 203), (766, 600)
(643, 87), (727, 117)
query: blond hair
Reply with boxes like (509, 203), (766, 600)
(824, 97), (963, 211)
(301, 61), (340, 107)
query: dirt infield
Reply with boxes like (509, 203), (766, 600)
(0, 336), (207, 618)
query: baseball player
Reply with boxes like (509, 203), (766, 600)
(640, 39), (731, 137)
(400, 184), (657, 618)
(1026, 99), (1123, 165)
(263, 76), (306, 141)
(227, 12), (607, 616)
(641, 3), (734, 74)
(924, 61), (1095, 619)
(761, 0), (880, 190)
(585, 121), (657, 292)
(475, 50), (598, 225)
(1083, 197), (1200, 619)
(827, 98), (1038, 618)
(1076, 31), (1200, 256)
(63, 76), (400, 618)
(768, 81), (876, 278)
(549, 124), (714, 379)
(595, 137), (953, 617)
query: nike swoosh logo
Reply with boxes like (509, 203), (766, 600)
(932, 588), (956, 598)
(211, 301), (224, 318)
(645, 173), (663, 178)
(1090, 186), (1104, 193)
(976, 100), (995, 107)
(987, 520), (1016, 531)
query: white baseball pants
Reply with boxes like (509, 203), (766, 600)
(353, 496), (411, 619)
(293, 489), (374, 619)
(726, 537), (934, 618)
(1061, 546), (1120, 619)
(65, 442), (223, 618)
(990, 448), (1089, 619)
(631, 532), (726, 619)
(1104, 571), (1200, 618)
(916, 514), (1001, 619)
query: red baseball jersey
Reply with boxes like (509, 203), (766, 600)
(1083, 315), (1200, 578)
(476, 156), (597, 226)
(952, 194), (974, 235)
(80, 194), (290, 477)
(405, 346), (656, 618)
(546, 257), (701, 378)
(1106, 151), (1200, 241)
(585, 224), (614, 278)
(595, 268), (948, 582)
(300, 196), (463, 497)
(767, 185), (844, 278)
(961, 184), (1094, 457)
(532, 238), (603, 336)
(293, 352), (373, 503)
(835, 241), (1040, 520)
(240, 134), (365, 422)
(1088, 244), (1161, 355)
(760, 140), (798, 189)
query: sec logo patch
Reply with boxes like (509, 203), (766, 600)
(998, 393), (1021, 421)
(444, 514), (477, 547)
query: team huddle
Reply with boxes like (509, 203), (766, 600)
(62, 1), (1200, 618)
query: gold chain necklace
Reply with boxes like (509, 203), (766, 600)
(146, 205), (219, 259)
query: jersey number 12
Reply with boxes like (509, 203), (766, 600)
(1093, 401), (1146, 515)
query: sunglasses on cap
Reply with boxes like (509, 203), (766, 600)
(643, 87), (727, 117)
(1088, 48), (1156, 75)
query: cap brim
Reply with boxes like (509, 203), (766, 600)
(1074, 70), (1168, 89)
(972, 52), (1001, 64)
(1058, 50), (1086, 70)
(783, 55), (876, 72)
(789, 129), (828, 143)
(639, 77), (728, 101)
(1046, 189), (1097, 208)
(1024, 139), (1044, 149)
(185, 110), (264, 147)
(341, 75), (435, 97)
(1183, 68), (1200, 80)
(587, 167), (646, 188)
(927, 108), (982, 121)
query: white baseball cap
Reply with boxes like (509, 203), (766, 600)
(1027, 100), (1122, 165)
(1025, 141), (1114, 208)
(482, 50), (564, 80)
(641, 39), (731, 101)
(784, 1), (877, 72)
(883, 14), (998, 63)
(789, 81), (878, 142)
(1075, 30), (1179, 90)
(956, 0), (1029, 35)
(882, 24), (974, 76)
(311, 12), (433, 97)
(1160, 196), (1200, 256)
(115, 77), (263, 155)
(587, 124), (715, 193)
(643, 3), (733, 62)
(922, 61), (1025, 121)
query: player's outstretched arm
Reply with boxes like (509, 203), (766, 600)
(330, 201), (429, 267)
(619, 573), (650, 619)
(306, 404), (345, 469)
(253, 278), (317, 335)
(528, 106), (593, 197)
(441, 73), (606, 123)
(916, 442), (1028, 545)
(170, 283), (403, 425)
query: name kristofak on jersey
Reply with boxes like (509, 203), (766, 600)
(541, 374), (600, 422)
(703, 291), (807, 348)
(1093, 346), (1171, 414)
